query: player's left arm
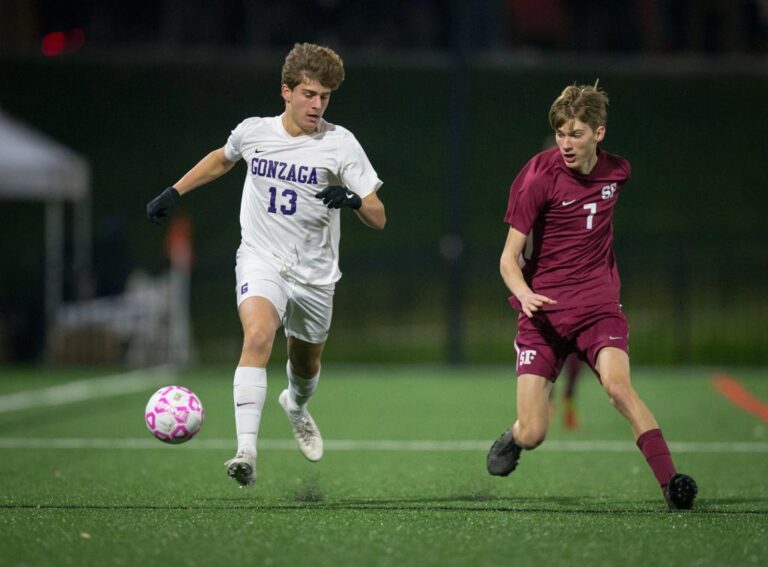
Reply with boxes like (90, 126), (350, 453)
(314, 186), (386, 230)
(354, 190), (386, 230)
(326, 133), (385, 230)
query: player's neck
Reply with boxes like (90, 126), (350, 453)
(578, 151), (599, 175)
(281, 112), (316, 137)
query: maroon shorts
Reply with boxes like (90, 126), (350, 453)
(514, 303), (629, 381)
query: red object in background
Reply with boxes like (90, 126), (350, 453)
(165, 215), (194, 270)
(41, 32), (67, 56)
(41, 29), (85, 56)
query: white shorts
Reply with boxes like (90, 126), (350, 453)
(235, 253), (334, 344)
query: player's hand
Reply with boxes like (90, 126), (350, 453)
(315, 186), (362, 210)
(146, 186), (181, 225)
(517, 290), (557, 318)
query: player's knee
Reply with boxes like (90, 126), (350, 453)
(242, 327), (274, 359)
(289, 358), (320, 378)
(515, 422), (547, 449)
(603, 380), (633, 412)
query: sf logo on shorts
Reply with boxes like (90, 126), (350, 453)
(519, 349), (537, 366)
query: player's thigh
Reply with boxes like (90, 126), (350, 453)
(238, 296), (282, 347)
(574, 304), (629, 376)
(235, 254), (288, 341)
(595, 346), (632, 394)
(515, 314), (568, 380)
(516, 373), (553, 429)
(517, 373), (554, 411)
(235, 251), (289, 316)
(284, 281), (334, 345)
(287, 336), (326, 377)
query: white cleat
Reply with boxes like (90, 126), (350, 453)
(278, 389), (323, 462)
(224, 449), (256, 488)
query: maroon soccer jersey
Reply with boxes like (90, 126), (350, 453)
(504, 147), (631, 310)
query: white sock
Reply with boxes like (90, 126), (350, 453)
(233, 367), (267, 454)
(286, 361), (319, 414)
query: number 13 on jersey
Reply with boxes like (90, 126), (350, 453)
(267, 186), (297, 216)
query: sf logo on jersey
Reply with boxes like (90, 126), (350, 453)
(519, 349), (537, 366)
(602, 183), (617, 200)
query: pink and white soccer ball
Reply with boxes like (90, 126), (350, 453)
(145, 385), (204, 444)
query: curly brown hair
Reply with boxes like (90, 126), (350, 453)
(281, 43), (345, 91)
(548, 82), (609, 132)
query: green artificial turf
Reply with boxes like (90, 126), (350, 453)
(0, 365), (766, 566)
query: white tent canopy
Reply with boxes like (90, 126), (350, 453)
(0, 110), (89, 200)
(0, 108), (91, 341)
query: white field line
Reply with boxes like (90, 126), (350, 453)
(0, 437), (766, 453)
(2, 371), (766, 454)
(0, 365), (176, 413)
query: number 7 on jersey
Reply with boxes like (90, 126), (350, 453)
(583, 202), (597, 229)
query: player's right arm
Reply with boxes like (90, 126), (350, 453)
(173, 147), (236, 195)
(500, 227), (556, 318)
(147, 147), (236, 225)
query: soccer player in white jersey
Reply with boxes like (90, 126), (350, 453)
(146, 43), (386, 487)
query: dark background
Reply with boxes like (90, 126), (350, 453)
(1, 1), (766, 366)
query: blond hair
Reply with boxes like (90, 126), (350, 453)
(281, 43), (345, 91)
(548, 82), (609, 131)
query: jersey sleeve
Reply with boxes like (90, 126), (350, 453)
(504, 164), (549, 235)
(619, 156), (631, 183)
(337, 132), (383, 199)
(224, 119), (251, 162)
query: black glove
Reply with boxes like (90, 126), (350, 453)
(315, 186), (362, 210)
(146, 186), (181, 225)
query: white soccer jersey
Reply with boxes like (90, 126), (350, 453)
(225, 115), (382, 286)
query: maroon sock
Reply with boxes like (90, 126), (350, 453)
(636, 428), (677, 488)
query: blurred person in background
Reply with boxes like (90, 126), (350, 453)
(554, 353), (582, 430)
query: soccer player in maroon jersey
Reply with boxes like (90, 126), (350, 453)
(486, 83), (698, 509)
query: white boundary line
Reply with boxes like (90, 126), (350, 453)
(2, 369), (766, 454)
(0, 365), (175, 413)
(0, 438), (765, 453)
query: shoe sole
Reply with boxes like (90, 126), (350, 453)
(278, 390), (323, 462)
(227, 462), (254, 488)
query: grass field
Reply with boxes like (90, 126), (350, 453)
(0, 364), (766, 566)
